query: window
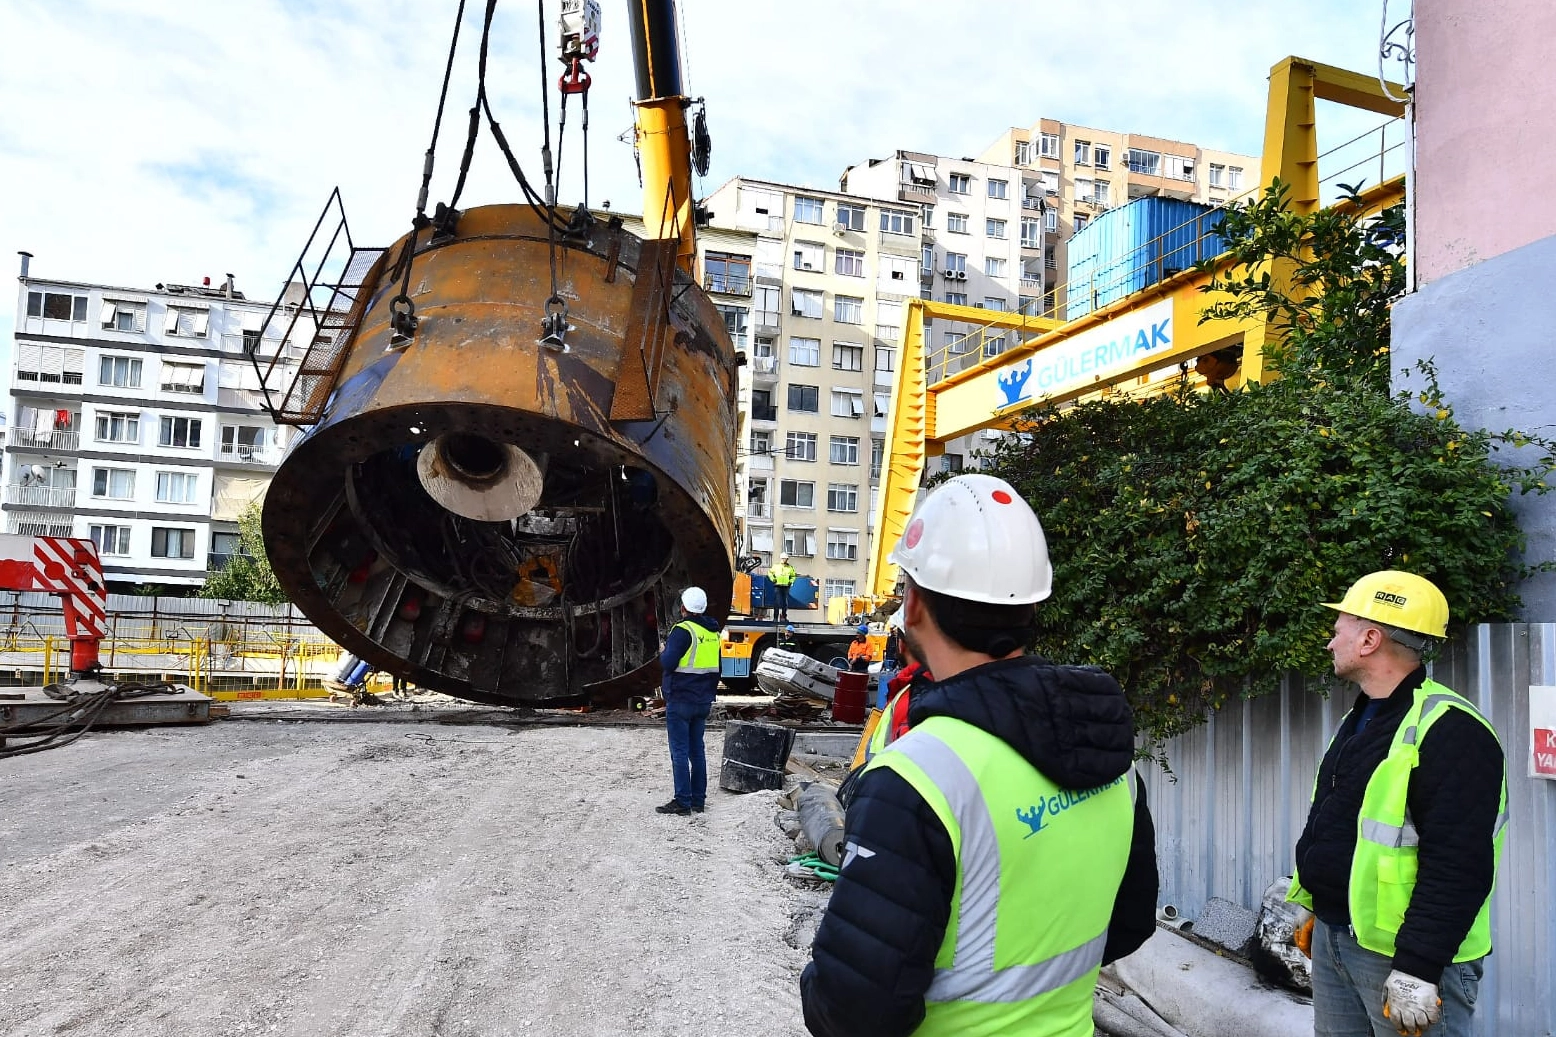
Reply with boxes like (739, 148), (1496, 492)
(946, 212), (969, 234)
(16, 344), (85, 384)
(90, 524), (131, 556)
(870, 439), (885, 479)
(1075, 177), (1093, 201)
(901, 161), (936, 186)
(101, 301), (147, 332)
(826, 529), (860, 561)
(220, 425), (269, 459)
(835, 248), (865, 277)
(879, 209), (915, 236)
(750, 429), (772, 457)
(1209, 163), (1225, 187)
(784, 527), (818, 558)
(160, 362), (206, 394)
(753, 336), (775, 359)
(1045, 246), (1057, 270)
(704, 251), (752, 294)
(787, 337), (820, 366)
(875, 346), (895, 372)
(165, 306), (210, 337)
(832, 342), (864, 371)
(987, 179), (1008, 200)
(1166, 156), (1195, 181)
(754, 285), (780, 326)
(1228, 166), (1244, 190)
(158, 415), (202, 449)
(983, 296), (1007, 311)
(155, 471), (199, 504)
(793, 241), (824, 271)
(1044, 209), (1058, 232)
(1126, 149), (1161, 176)
(829, 436), (860, 465)
(1074, 214), (1090, 233)
(921, 244), (935, 272)
(94, 411), (140, 444)
(945, 252), (967, 275)
(1014, 140), (1031, 164)
(986, 218), (1007, 239)
(779, 480), (815, 508)
(751, 389), (777, 421)
(1074, 139), (1090, 166)
(948, 173), (972, 195)
(1093, 145), (1111, 170)
(834, 296), (864, 325)
(791, 288), (824, 319)
(985, 258), (1008, 278)
(831, 389), (863, 418)
(826, 484), (859, 513)
(1041, 170), (1059, 195)
(785, 431), (817, 461)
(26, 291), (89, 322)
(835, 202), (866, 231)
(1039, 132), (1058, 158)
(945, 291), (968, 306)
(940, 453), (965, 473)
(794, 196), (825, 224)
(920, 204), (934, 229)
(786, 384), (819, 412)
(1094, 181), (1110, 207)
(715, 304), (749, 350)
(91, 467), (135, 500)
(210, 531), (243, 569)
(1020, 217), (1041, 248)
(823, 577), (856, 603)
(151, 527), (196, 559)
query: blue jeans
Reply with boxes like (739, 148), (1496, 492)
(665, 697), (712, 808)
(1312, 920), (1482, 1036)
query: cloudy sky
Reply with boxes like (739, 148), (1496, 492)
(1, 0), (1404, 335)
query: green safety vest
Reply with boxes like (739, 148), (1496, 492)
(771, 563), (797, 587)
(865, 715), (1134, 1037)
(673, 620), (722, 674)
(1289, 678), (1507, 961)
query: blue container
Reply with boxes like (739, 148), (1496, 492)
(749, 575), (818, 610)
(1065, 197), (1226, 319)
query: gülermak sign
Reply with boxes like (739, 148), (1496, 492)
(994, 298), (1174, 411)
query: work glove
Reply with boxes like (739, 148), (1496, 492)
(1382, 969), (1441, 1036)
(1291, 906), (1314, 958)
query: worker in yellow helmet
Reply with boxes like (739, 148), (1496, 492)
(800, 474), (1158, 1037)
(1289, 571), (1506, 1037)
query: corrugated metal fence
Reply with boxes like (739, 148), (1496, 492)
(1141, 624), (1556, 1036)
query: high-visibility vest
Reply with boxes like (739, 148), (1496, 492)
(1289, 678), (1507, 961)
(672, 620), (722, 674)
(771, 563), (797, 587)
(865, 715), (1134, 1036)
(866, 687), (910, 759)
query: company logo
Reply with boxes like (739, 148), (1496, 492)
(903, 518), (924, 549)
(1374, 591), (1409, 609)
(1015, 774), (1125, 837)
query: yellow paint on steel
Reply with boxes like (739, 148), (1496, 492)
(868, 299), (929, 597)
(634, 97), (697, 274)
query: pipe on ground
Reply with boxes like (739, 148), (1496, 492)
(795, 783), (846, 867)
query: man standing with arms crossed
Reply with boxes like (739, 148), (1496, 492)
(1290, 571), (1506, 1036)
(800, 474), (1158, 1036)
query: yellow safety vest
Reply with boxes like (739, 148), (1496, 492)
(1289, 678), (1507, 961)
(866, 716), (1134, 1037)
(866, 687), (910, 760)
(674, 620), (722, 674)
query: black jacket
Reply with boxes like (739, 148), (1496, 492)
(1293, 667), (1504, 985)
(800, 656), (1159, 1037)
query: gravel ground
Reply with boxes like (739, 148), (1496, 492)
(0, 709), (830, 1037)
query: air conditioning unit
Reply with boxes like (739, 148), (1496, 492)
(801, 262), (815, 270)
(954, 270), (968, 281)
(832, 222), (850, 235)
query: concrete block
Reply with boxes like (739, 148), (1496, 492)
(1194, 897), (1259, 957)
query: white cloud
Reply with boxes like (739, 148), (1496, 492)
(0, 0), (1399, 339)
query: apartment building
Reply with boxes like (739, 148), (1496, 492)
(5, 261), (292, 590)
(979, 121), (1259, 317)
(700, 178), (926, 612)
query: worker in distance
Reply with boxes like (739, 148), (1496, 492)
(800, 474), (1158, 1037)
(1289, 571), (1506, 1037)
(655, 586), (721, 816)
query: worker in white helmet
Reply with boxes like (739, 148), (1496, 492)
(769, 552), (798, 621)
(801, 474), (1158, 1037)
(656, 585), (722, 816)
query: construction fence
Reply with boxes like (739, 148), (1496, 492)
(1141, 623), (1556, 1037)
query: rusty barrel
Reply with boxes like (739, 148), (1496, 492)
(263, 204), (737, 708)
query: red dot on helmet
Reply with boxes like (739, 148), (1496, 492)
(904, 519), (924, 549)
(991, 490), (1013, 504)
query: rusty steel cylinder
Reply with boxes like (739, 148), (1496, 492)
(263, 204), (737, 707)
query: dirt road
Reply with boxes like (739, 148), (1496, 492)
(0, 712), (828, 1037)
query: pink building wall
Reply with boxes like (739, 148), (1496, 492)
(1414, 0), (1556, 285)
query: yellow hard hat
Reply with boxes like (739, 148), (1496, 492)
(1323, 570), (1449, 639)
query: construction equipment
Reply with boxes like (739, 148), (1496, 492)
(256, 0), (733, 710)
(0, 533), (106, 677)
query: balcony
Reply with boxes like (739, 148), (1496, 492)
(1020, 277), (1043, 290)
(750, 356), (779, 384)
(6, 512), (74, 536)
(1022, 198), (1043, 211)
(897, 182), (937, 205)
(11, 428), (80, 451)
(750, 404), (778, 424)
(746, 452), (774, 472)
(746, 501), (771, 520)
(217, 444), (280, 465)
(4, 484), (78, 508)
(705, 273), (752, 297)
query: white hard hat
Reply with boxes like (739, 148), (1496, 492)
(887, 608), (905, 631)
(680, 586), (708, 613)
(888, 474), (1051, 605)
(779, 553), (789, 562)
